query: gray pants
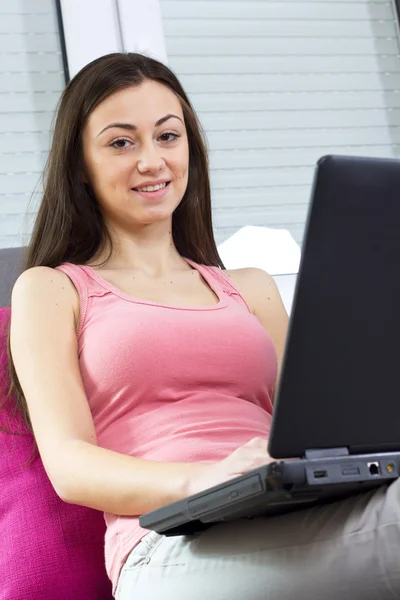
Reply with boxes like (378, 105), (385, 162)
(115, 481), (400, 599)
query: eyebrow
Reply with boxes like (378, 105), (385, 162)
(97, 114), (183, 137)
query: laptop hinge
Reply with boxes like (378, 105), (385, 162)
(305, 447), (349, 460)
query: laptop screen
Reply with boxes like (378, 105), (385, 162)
(269, 155), (400, 458)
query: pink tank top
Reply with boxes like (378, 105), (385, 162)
(56, 258), (277, 593)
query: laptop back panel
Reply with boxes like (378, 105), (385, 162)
(269, 155), (400, 459)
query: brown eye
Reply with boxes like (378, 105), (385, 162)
(159, 132), (180, 143)
(111, 139), (131, 149)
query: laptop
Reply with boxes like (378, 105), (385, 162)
(140, 155), (400, 536)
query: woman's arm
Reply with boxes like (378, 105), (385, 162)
(226, 268), (289, 396)
(10, 267), (206, 515)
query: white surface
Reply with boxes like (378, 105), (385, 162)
(60, 0), (167, 80)
(217, 226), (301, 314)
(59, 0), (122, 79)
(272, 273), (298, 315)
(217, 226), (301, 275)
(118, 0), (167, 64)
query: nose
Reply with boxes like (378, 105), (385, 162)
(137, 142), (165, 174)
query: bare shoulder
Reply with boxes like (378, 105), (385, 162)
(224, 267), (280, 314)
(13, 265), (70, 294)
(225, 267), (288, 383)
(12, 266), (79, 322)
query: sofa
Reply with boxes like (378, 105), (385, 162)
(0, 247), (24, 308)
(0, 247), (113, 599)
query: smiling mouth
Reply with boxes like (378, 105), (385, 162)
(133, 182), (171, 192)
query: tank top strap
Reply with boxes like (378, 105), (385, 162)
(55, 263), (109, 334)
(193, 262), (252, 313)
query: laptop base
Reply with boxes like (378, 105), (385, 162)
(140, 451), (400, 536)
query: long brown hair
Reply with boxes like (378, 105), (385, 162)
(6, 52), (224, 430)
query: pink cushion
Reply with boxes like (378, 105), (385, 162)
(0, 307), (113, 599)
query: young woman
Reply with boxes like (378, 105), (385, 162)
(9, 53), (399, 599)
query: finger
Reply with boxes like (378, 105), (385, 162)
(246, 437), (268, 450)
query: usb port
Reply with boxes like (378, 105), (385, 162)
(342, 467), (360, 476)
(313, 470), (328, 479)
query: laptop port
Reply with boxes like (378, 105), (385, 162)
(341, 466), (360, 476)
(313, 470), (328, 479)
(368, 462), (381, 476)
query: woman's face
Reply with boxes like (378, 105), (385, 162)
(82, 80), (189, 232)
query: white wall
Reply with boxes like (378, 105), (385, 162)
(0, 0), (65, 248)
(160, 0), (400, 246)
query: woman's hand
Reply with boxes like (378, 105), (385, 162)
(187, 437), (273, 497)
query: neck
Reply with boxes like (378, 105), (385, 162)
(91, 224), (188, 277)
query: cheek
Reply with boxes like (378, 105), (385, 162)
(92, 160), (127, 189)
(84, 154), (105, 185)
(174, 154), (190, 182)
(171, 142), (189, 180)
(176, 166), (189, 186)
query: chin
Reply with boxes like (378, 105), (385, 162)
(143, 201), (181, 222)
(141, 210), (174, 225)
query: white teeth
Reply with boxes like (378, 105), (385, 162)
(136, 182), (167, 192)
